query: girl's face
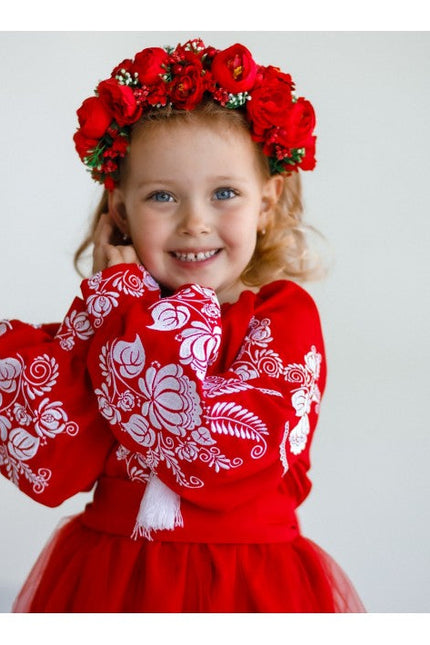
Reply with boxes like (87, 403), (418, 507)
(109, 119), (282, 304)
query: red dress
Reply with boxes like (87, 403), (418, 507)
(0, 264), (364, 612)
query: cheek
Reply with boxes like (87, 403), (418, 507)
(128, 213), (167, 246)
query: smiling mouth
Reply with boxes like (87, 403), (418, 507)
(171, 249), (220, 262)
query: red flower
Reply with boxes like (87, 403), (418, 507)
(76, 96), (112, 140)
(132, 47), (169, 84)
(173, 39), (207, 60)
(262, 128), (316, 172)
(74, 40), (317, 185)
(201, 45), (219, 67)
(104, 176), (116, 192)
(168, 58), (207, 110)
(298, 135), (317, 171)
(146, 82), (169, 107)
(73, 130), (98, 160)
(246, 66), (295, 135)
(97, 79), (142, 127)
(275, 98), (316, 149)
(103, 135), (129, 159)
(111, 58), (134, 78)
(211, 43), (257, 93)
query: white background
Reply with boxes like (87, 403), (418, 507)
(0, 30), (429, 615)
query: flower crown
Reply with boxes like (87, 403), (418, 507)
(74, 39), (317, 191)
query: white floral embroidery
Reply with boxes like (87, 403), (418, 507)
(55, 309), (94, 351)
(0, 415), (11, 441)
(101, 330), (244, 489)
(13, 404), (32, 427)
(285, 346), (322, 455)
(104, 302), (323, 489)
(232, 317), (322, 465)
(116, 444), (150, 484)
(233, 317), (284, 380)
(139, 363), (202, 435)
(147, 301), (191, 332)
(279, 422), (289, 475)
(8, 428), (40, 461)
(86, 291), (119, 327)
(117, 390), (136, 411)
(177, 321), (222, 380)
(85, 266), (159, 328)
(33, 398), (68, 439)
(94, 382), (122, 425)
(205, 401), (269, 459)
(0, 320), (13, 337)
(203, 376), (254, 398)
(0, 357), (21, 396)
(124, 414), (155, 447)
(22, 355), (59, 401)
(147, 287), (221, 375)
(112, 268), (158, 295)
(0, 353), (79, 493)
(113, 335), (145, 378)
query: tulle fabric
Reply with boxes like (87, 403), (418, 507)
(13, 515), (365, 613)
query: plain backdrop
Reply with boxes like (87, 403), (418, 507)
(0, 31), (429, 614)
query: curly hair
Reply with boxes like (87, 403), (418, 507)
(74, 100), (326, 285)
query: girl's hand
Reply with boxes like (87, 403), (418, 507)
(92, 213), (140, 274)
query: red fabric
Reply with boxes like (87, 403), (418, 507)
(13, 516), (364, 613)
(0, 264), (365, 612)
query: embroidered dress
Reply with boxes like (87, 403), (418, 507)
(0, 264), (364, 612)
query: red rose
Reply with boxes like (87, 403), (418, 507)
(211, 43), (257, 93)
(276, 98), (316, 148)
(111, 58), (134, 78)
(76, 96), (112, 139)
(261, 128), (317, 172)
(297, 135), (317, 171)
(146, 81), (169, 107)
(97, 79), (142, 127)
(168, 59), (207, 110)
(132, 47), (170, 85)
(73, 130), (99, 160)
(172, 39), (207, 60)
(246, 65), (294, 135)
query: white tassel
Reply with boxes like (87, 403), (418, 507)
(131, 473), (183, 541)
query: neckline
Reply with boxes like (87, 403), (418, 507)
(220, 279), (290, 311)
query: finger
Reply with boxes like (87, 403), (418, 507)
(105, 244), (140, 268)
(94, 212), (114, 246)
(104, 244), (123, 268)
(120, 245), (141, 265)
(92, 243), (109, 274)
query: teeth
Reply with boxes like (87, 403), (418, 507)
(174, 250), (218, 262)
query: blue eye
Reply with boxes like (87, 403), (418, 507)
(150, 191), (173, 202)
(214, 188), (237, 200)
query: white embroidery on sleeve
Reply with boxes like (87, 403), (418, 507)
(0, 354), (80, 493)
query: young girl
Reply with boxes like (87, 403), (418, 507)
(0, 39), (364, 612)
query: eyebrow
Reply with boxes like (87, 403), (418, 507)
(136, 175), (248, 188)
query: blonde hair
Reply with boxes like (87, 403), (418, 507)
(74, 100), (326, 285)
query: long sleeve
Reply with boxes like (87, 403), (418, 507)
(81, 264), (326, 514)
(0, 297), (115, 507)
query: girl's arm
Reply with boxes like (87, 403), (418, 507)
(81, 263), (326, 512)
(0, 298), (115, 507)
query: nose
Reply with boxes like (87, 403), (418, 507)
(177, 200), (211, 236)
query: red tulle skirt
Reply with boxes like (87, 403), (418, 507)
(13, 514), (364, 613)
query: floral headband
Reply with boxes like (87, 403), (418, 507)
(74, 39), (317, 191)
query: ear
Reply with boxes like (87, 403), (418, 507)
(108, 188), (130, 236)
(258, 174), (284, 231)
